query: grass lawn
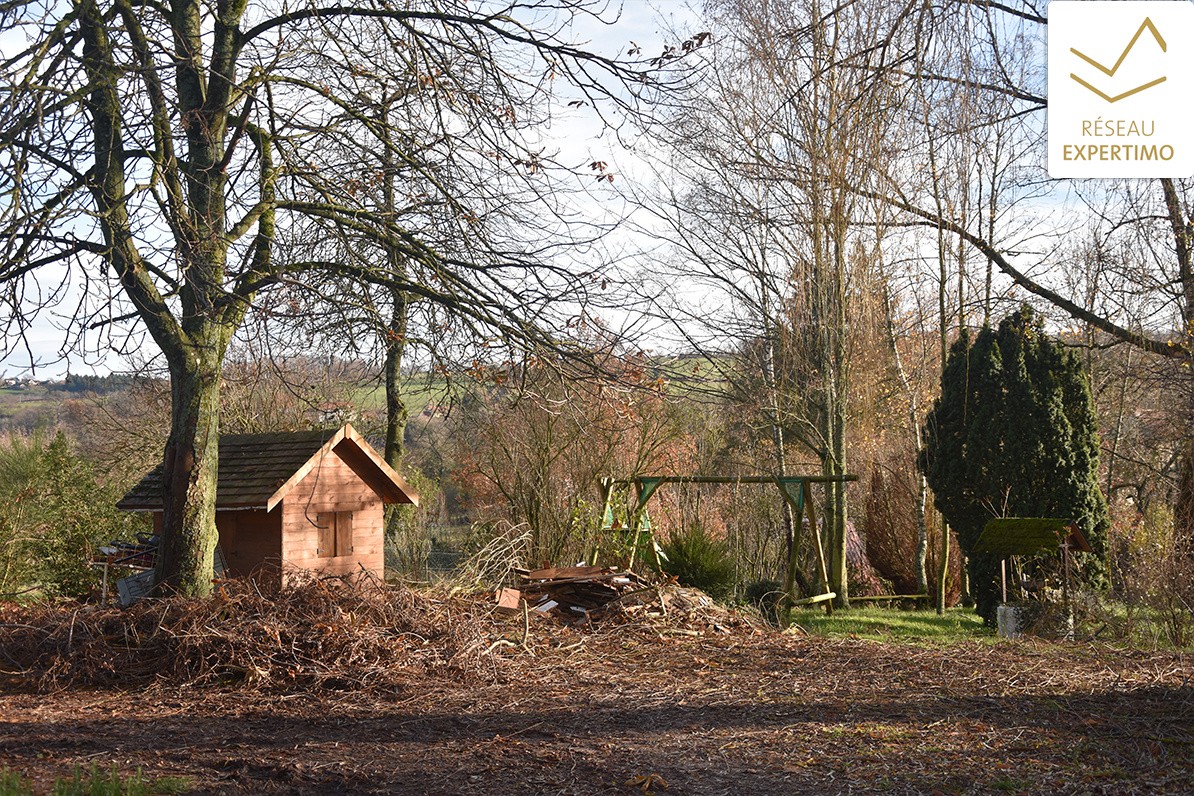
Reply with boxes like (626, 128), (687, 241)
(792, 605), (993, 643)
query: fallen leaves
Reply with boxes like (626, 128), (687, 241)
(0, 584), (1191, 794)
(625, 773), (669, 793)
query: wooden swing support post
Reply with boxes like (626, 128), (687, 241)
(596, 474), (857, 619)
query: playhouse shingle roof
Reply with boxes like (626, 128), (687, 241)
(117, 425), (417, 511)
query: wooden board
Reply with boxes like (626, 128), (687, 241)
(281, 448), (384, 584)
(851, 593), (927, 603)
(525, 565), (608, 581)
(789, 592), (836, 606)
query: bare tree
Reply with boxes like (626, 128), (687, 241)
(636, 0), (912, 607)
(453, 346), (690, 565)
(0, 0), (686, 594)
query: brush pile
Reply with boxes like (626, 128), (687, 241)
(606, 583), (760, 634)
(0, 575), (500, 693)
(493, 565), (762, 634)
(0, 572), (764, 694)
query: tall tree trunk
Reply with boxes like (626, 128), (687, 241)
(77, 0), (233, 597)
(383, 290), (409, 469)
(380, 100), (411, 540)
(912, 2), (954, 615)
(755, 225), (811, 596)
(960, 554), (971, 607)
(1179, 434), (1194, 555)
(1160, 178), (1194, 551)
(879, 262), (929, 596)
(383, 286), (410, 541)
(156, 337), (227, 595)
(936, 516), (951, 613)
(765, 320), (810, 596)
(826, 391), (849, 608)
(151, 0), (244, 596)
(934, 223), (952, 615)
(1105, 355), (1130, 498)
(1177, 368), (1194, 554)
(913, 444), (929, 600)
(827, 200), (851, 609)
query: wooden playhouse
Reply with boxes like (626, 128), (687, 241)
(117, 424), (418, 585)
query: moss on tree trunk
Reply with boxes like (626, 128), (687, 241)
(156, 345), (225, 596)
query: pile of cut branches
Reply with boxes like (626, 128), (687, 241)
(596, 583), (763, 635)
(0, 574), (768, 694)
(0, 575), (500, 693)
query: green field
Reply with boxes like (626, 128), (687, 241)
(351, 372), (454, 417)
(0, 385), (63, 428)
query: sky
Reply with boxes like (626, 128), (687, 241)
(0, 0), (706, 379)
(2, 0), (1179, 378)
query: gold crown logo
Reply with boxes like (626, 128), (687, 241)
(1070, 17), (1167, 103)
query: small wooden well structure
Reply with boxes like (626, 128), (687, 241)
(117, 424), (418, 585)
(975, 517), (1093, 638)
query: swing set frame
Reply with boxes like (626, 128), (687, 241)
(594, 474), (858, 617)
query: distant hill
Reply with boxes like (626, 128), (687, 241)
(53, 373), (142, 394)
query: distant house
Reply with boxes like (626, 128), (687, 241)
(422, 403), (450, 418)
(314, 401), (357, 426)
(117, 424), (418, 586)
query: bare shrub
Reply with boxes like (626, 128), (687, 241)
(447, 523), (533, 592)
(860, 457), (962, 603)
(860, 464), (920, 594)
(1110, 502), (1194, 648)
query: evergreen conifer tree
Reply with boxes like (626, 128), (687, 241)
(922, 306), (1109, 624)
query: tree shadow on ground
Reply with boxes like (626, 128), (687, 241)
(1, 684), (1190, 795)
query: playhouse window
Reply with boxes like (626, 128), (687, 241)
(315, 511), (354, 558)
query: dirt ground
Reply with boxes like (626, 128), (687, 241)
(2, 630), (1191, 796)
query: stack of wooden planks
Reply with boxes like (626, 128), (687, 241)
(495, 565), (647, 619)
